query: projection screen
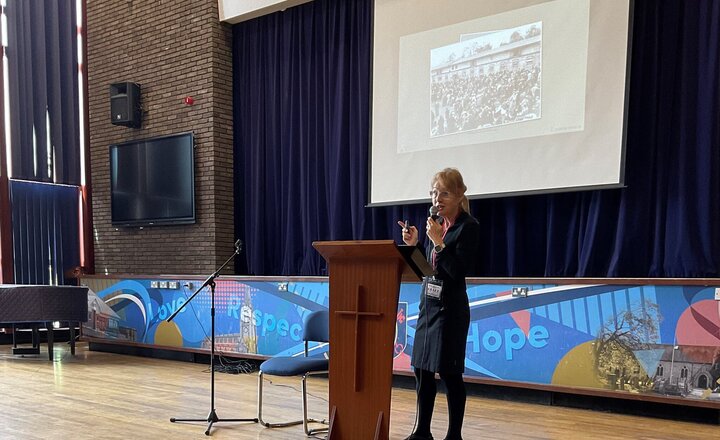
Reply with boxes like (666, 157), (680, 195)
(370, 0), (633, 205)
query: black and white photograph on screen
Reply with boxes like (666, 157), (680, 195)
(375, 0), (628, 205)
(430, 22), (542, 138)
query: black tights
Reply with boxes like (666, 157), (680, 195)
(413, 368), (466, 440)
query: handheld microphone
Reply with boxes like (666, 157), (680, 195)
(234, 239), (243, 253)
(429, 205), (439, 220)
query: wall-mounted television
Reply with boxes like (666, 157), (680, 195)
(110, 132), (195, 226)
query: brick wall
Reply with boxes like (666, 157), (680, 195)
(86, 0), (234, 275)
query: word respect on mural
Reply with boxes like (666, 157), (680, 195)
(228, 303), (303, 341)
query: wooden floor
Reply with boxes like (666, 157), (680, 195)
(0, 343), (716, 440)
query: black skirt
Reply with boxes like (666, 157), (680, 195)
(411, 277), (470, 374)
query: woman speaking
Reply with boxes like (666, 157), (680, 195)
(398, 168), (480, 440)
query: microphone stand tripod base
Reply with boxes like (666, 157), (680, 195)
(170, 409), (258, 436)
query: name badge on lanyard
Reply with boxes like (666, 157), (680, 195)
(425, 277), (443, 300)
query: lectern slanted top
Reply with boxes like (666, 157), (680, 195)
(313, 240), (430, 440)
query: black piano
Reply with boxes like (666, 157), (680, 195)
(0, 284), (88, 360)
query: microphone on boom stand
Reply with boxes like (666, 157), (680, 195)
(167, 239), (257, 435)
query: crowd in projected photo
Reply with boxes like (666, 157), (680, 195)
(430, 22), (543, 137)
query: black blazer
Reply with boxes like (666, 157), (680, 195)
(411, 210), (480, 374)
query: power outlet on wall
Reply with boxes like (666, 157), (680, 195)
(511, 286), (529, 297)
(715, 287), (720, 301)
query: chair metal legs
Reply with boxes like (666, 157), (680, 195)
(301, 371), (329, 436)
(257, 370), (329, 436)
(258, 370), (303, 428)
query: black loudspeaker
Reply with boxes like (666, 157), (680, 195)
(110, 82), (141, 128)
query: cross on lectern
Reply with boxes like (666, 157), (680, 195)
(335, 284), (383, 392)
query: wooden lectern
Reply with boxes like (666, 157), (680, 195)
(313, 240), (432, 440)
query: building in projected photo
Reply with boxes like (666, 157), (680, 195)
(430, 22), (542, 137)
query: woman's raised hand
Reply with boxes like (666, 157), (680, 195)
(397, 220), (419, 246)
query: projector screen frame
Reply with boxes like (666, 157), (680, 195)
(367, 0), (635, 207)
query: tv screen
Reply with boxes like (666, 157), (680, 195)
(110, 132), (195, 226)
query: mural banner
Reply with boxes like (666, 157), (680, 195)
(82, 278), (720, 404)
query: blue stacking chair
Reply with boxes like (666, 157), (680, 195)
(257, 309), (330, 436)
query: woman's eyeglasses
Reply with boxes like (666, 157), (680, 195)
(429, 190), (451, 199)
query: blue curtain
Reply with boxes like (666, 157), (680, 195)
(5, 0), (80, 184)
(233, 0), (720, 277)
(10, 180), (80, 285)
(233, 0), (380, 275)
(2, 1), (82, 285)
